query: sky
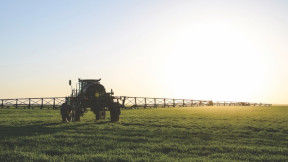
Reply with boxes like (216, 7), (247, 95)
(1, 0), (288, 104)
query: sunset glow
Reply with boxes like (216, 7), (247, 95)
(0, 0), (288, 104)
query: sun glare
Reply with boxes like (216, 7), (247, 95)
(163, 22), (272, 102)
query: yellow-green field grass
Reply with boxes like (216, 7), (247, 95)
(0, 106), (287, 161)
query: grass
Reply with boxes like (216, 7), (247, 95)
(0, 106), (287, 161)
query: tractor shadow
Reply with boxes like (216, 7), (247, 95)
(0, 122), (87, 139)
(94, 120), (111, 124)
(0, 119), (119, 140)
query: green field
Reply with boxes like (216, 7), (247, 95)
(0, 106), (287, 161)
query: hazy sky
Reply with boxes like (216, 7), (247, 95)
(1, 0), (288, 104)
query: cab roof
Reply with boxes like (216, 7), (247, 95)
(79, 79), (101, 83)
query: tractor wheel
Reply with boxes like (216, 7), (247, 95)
(110, 103), (121, 122)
